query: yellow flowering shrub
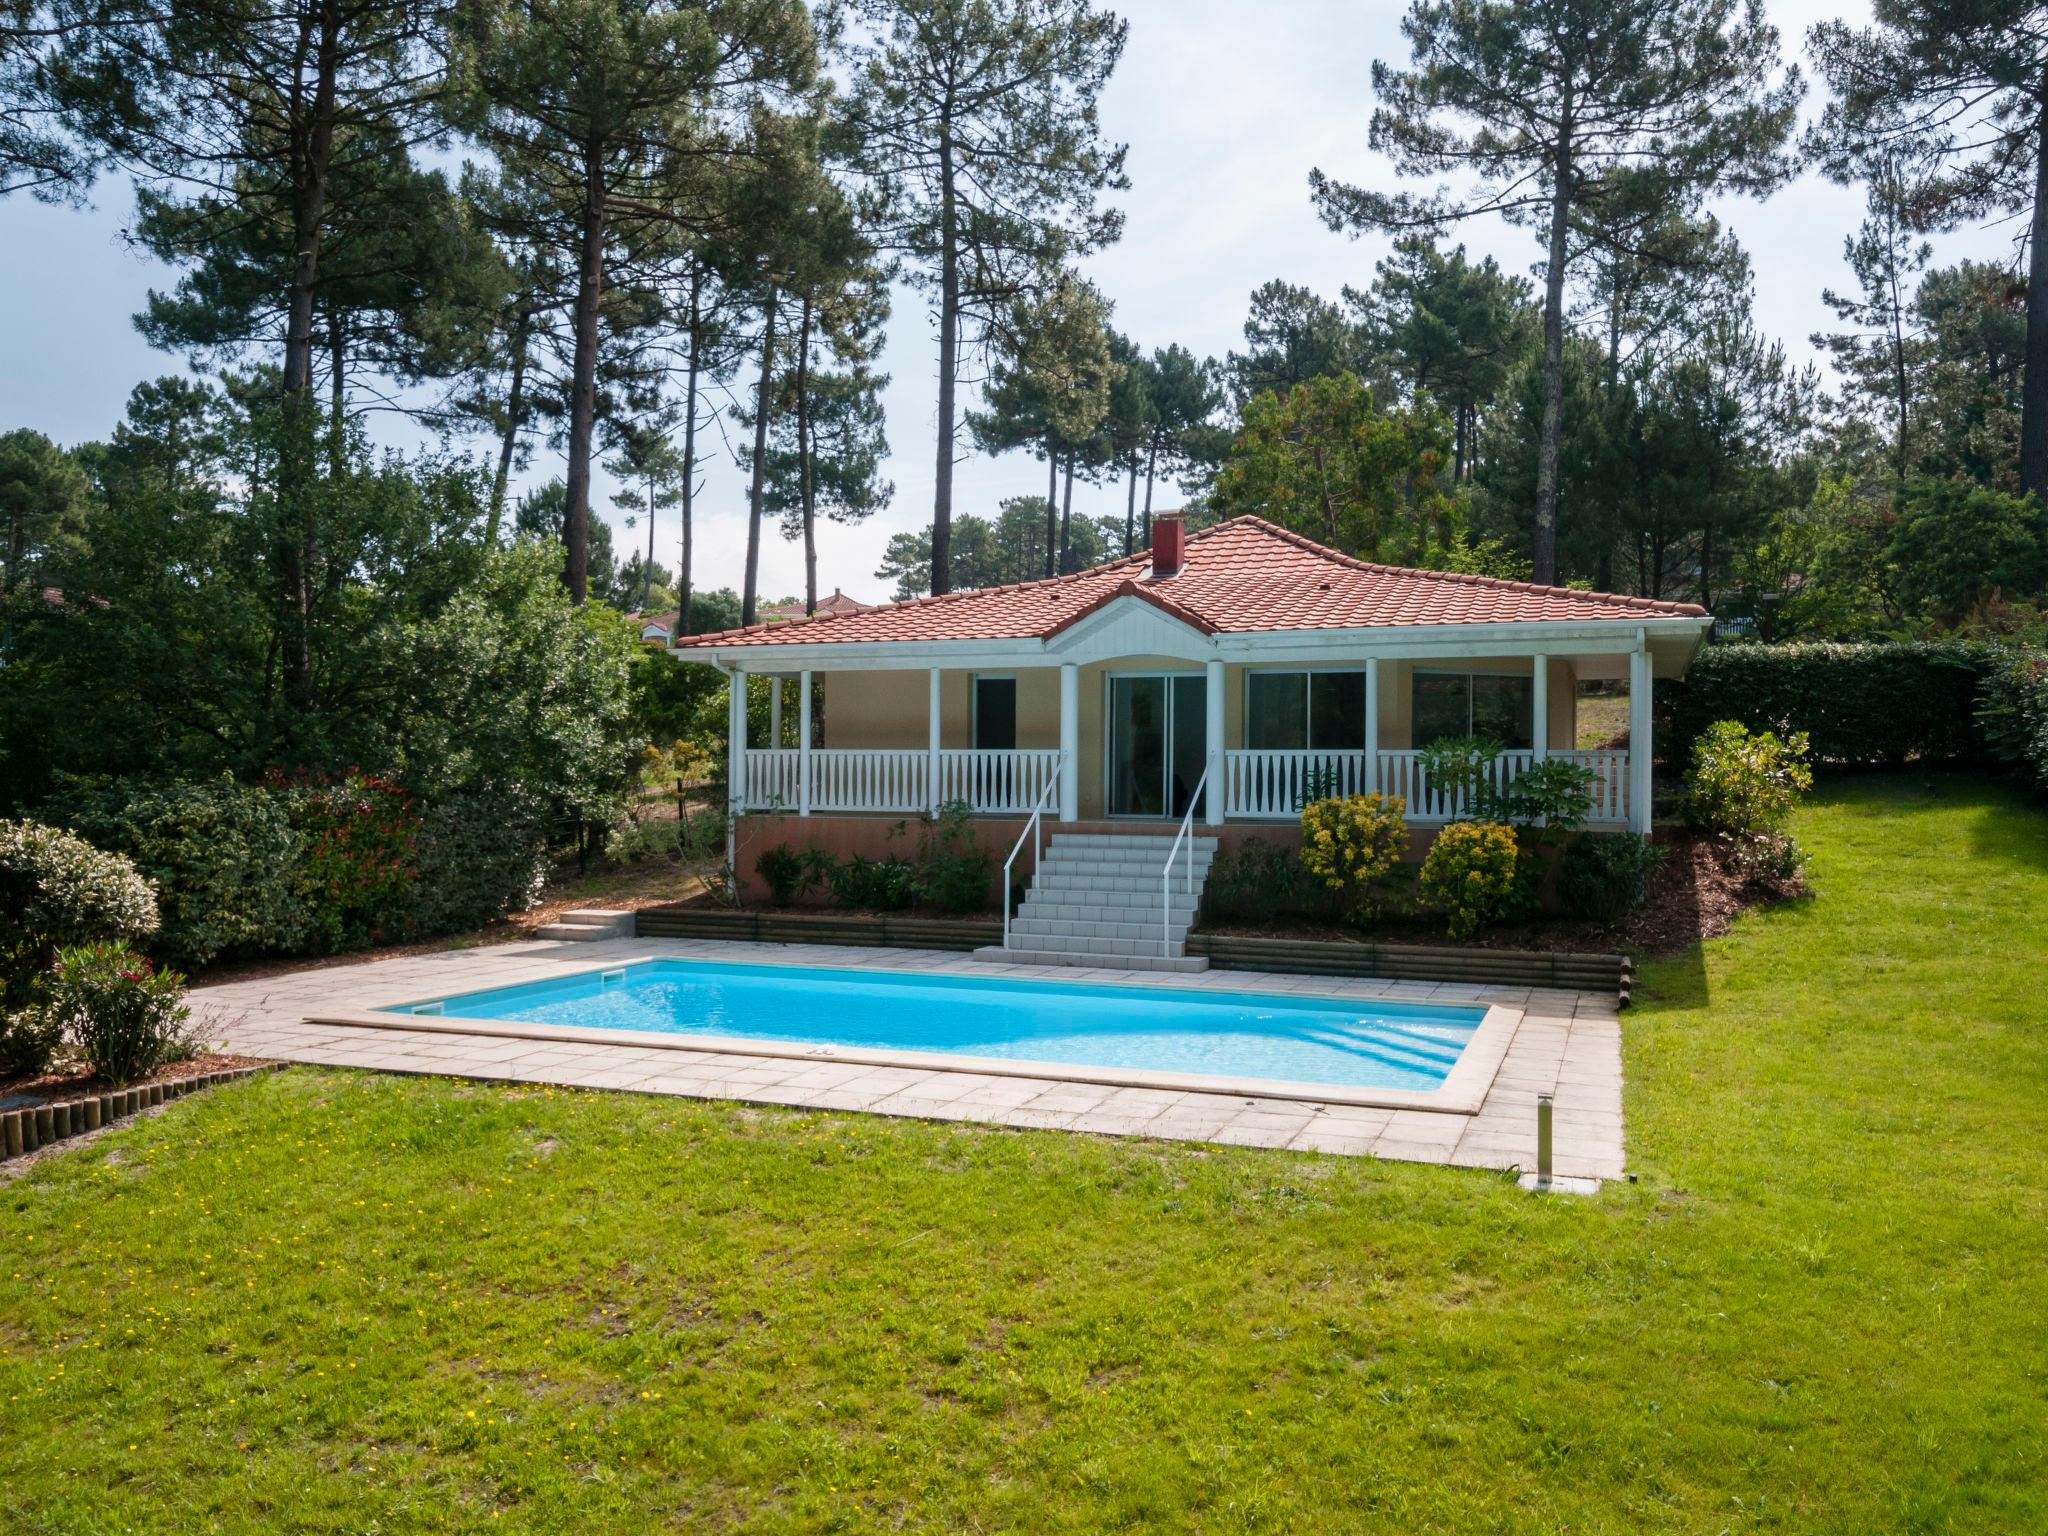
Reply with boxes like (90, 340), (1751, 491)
(1419, 820), (1518, 941)
(1299, 793), (1408, 921)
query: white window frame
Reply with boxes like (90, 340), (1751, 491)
(1242, 666), (1369, 752)
(1411, 666), (1536, 748)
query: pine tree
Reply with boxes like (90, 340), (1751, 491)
(1136, 344), (1227, 544)
(1312, 0), (1802, 583)
(1808, 2), (2048, 500)
(841, 0), (1127, 595)
(448, 0), (817, 601)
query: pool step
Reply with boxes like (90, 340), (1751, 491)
(982, 831), (1218, 970)
(535, 909), (636, 942)
(973, 945), (1210, 975)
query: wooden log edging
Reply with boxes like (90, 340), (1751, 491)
(0, 1063), (284, 1164)
(1185, 933), (1635, 1003)
(633, 908), (1001, 952)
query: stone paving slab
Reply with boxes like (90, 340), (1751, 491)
(187, 936), (1626, 1182)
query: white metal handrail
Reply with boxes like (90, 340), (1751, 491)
(1159, 766), (1210, 958)
(1001, 754), (1065, 951)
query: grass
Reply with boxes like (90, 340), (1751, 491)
(3, 773), (2045, 1533)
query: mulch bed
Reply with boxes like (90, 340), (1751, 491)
(0, 1051), (276, 1112)
(1202, 830), (1807, 959)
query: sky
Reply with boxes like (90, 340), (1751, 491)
(0, 0), (2002, 608)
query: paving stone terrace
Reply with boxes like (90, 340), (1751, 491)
(186, 937), (1626, 1182)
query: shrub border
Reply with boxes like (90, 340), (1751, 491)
(0, 1062), (283, 1163)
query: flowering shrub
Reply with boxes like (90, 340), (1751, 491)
(1419, 821), (1519, 941)
(1300, 794), (1409, 923)
(44, 942), (193, 1085)
(1685, 721), (1813, 836)
(0, 820), (160, 1075)
(52, 773), (307, 964)
(279, 771), (423, 952)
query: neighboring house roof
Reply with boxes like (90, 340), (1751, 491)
(761, 588), (873, 621)
(671, 516), (1707, 651)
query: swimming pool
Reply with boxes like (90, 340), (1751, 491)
(388, 959), (1486, 1093)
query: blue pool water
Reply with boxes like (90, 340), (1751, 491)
(392, 959), (1484, 1091)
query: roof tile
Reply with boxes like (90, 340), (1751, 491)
(673, 516), (1707, 649)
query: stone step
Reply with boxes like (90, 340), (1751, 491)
(1019, 896), (1202, 922)
(973, 944), (1210, 975)
(1011, 916), (1193, 944)
(1032, 873), (1210, 896)
(999, 930), (1190, 959)
(1040, 845), (1218, 867)
(536, 910), (634, 941)
(1047, 833), (1219, 851)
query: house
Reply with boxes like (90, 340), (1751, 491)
(631, 589), (873, 646)
(670, 513), (1712, 967)
(761, 589), (873, 622)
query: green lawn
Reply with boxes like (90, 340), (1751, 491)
(4, 775), (2045, 1533)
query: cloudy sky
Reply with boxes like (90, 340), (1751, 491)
(0, 0), (2002, 606)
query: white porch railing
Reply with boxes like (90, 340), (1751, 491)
(935, 749), (1064, 814)
(1224, 748), (1630, 823)
(740, 748), (1065, 817)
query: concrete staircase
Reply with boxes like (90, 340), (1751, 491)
(534, 908), (636, 942)
(974, 832), (1218, 973)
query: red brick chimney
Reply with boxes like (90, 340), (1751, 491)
(1151, 512), (1185, 578)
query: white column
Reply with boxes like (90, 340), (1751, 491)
(1204, 658), (1225, 826)
(928, 667), (943, 814)
(1628, 646), (1653, 835)
(1364, 657), (1381, 794)
(727, 665), (747, 814)
(1531, 653), (1549, 762)
(798, 668), (813, 816)
(1058, 663), (1079, 822)
(769, 674), (783, 749)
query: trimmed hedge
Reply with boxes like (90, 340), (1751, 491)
(1978, 650), (2048, 797)
(1661, 642), (2000, 765)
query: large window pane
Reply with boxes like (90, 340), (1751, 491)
(1169, 675), (1207, 817)
(1412, 674), (1471, 747)
(1109, 676), (1167, 816)
(1309, 672), (1366, 750)
(973, 676), (1016, 750)
(1471, 674), (1534, 749)
(1247, 672), (1307, 750)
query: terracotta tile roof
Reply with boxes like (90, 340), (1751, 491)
(672, 516), (1708, 650)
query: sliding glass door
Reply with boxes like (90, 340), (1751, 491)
(1107, 673), (1206, 818)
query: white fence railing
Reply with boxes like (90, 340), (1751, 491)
(1224, 748), (1630, 823)
(739, 748), (1065, 817)
(743, 745), (1631, 823)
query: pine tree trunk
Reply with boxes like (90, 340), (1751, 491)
(640, 475), (656, 609)
(796, 297), (817, 615)
(1124, 458), (1137, 555)
(1044, 439), (1059, 578)
(742, 289), (778, 627)
(2024, 94), (2048, 503)
(1142, 432), (1158, 549)
(326, 310), (346, 479)
(487, 302), (530, 547)
(679, 268), (701, 636)
(563, 138), (607, 604)
(1532, 128), (1573, 586)
(275, 0), (340, 717)
(1058, 452), (1074, 572)
(931, 129), (958, 595)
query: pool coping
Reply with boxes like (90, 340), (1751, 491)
(301, 952), (1521, 1115)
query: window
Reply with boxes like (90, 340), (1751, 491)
(1412, 671), (1533, 749)
(1245, 671), (1367, 750)
(972, 675), (1017, 750)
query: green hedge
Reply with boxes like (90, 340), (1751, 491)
(1660, 643), (2000, 765)
(1978, 651), (2048, 797)
(47, 775), (551, 967)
